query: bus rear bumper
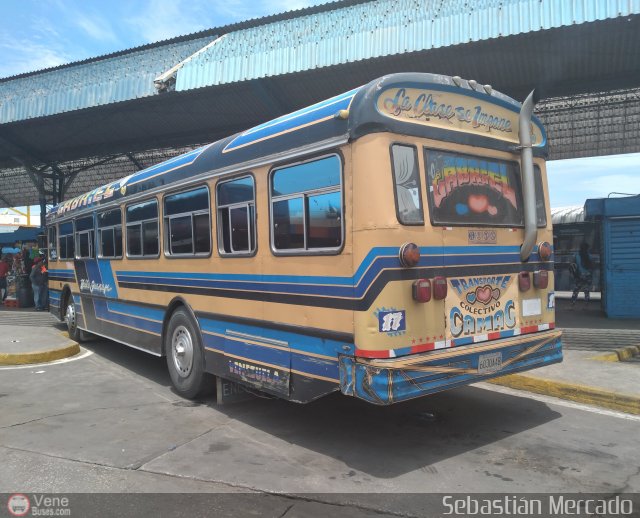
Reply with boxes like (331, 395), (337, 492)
(339, 330), (562, 405)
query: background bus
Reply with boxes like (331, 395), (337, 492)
(46, 73), (562, 405)
(551, 206), (601, 293)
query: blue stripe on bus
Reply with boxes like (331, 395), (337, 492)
(223, 87), (361, 153)
(97, 260), (119, 298)
(199, 315), (343, 381)
(115, 246), (544, 298)
(116, 246), (537, 286)
(198, 316), (349, 359)
(292, 353), (339, 381)
(106, 301), (164, 322)
(126, 145), (210, 186)
(49, 269), (75, 280)
(93, 300), (162, 334)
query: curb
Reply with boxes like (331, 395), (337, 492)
(489, 374), (640, 415)
(590, 345), (640, 363)
(0, 341), (81, 366)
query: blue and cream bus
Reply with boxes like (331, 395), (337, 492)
(46, 73), (562, 404)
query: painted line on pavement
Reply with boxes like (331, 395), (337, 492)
(479, 382), (640, 422)
(590, 345), (640, 362)
(0, 348), (93, 370)
(487, 372), (640, 415)
(0, 342), (81, 366)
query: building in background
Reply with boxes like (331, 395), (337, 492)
(0, 208), (40, 231)
(584, 195), (640, 318)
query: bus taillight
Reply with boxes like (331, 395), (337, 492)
(412, 279), (432, 303)
(519, 271), (531, 291)
(399, 242), (420, 267)
(433, 276), (448, 300)
(538, 241), (552, 261)
(533, 270), (549, 289)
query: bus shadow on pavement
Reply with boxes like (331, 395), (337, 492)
(78, 337), (561, 480)
(79, 336), (172, 389)
(205, 384), (561, 480)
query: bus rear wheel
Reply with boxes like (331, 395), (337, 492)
(165, 308), (214, 399)
(65, 297), (88, 342)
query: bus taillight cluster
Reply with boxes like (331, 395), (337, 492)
(412, 276), (447, 303)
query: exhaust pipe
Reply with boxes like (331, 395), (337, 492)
(519, 90), (537, 261)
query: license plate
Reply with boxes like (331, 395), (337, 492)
(478, 351), (502, 375)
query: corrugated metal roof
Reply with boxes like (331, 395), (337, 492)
(0, 0), (375, 83)
(2, 0), (638, 124)
(174, 0), (640, 91)
(551, 206), (586, 225)
(0, 37), (214, 123)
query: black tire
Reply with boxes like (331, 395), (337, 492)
(64, 295), (89, 342)
(165, 308), (214, 399)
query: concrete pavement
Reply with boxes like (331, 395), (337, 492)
(0, 307), (79, 364)
(1, 297), (639, 414)
(490, 297), (640, 414)
(1, 340), (639, 511)
(1, 306), (640, 512)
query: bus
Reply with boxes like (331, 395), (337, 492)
(551, 206), (601, 293)
(46, 73), (562, 405)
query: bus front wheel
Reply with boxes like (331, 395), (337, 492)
(65, 297), (88, 342)
(165, 308), (214, 399)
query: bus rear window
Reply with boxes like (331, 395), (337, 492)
(391, 144), (424, 225)
(424, 150), (523, 227)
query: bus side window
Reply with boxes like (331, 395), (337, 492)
(97, 208), (123, 259)
(270, 154), (343, 253)
(216, 175), (256, 256)
(48, 226), (57, 261)
(163, 186), (211, 256)
(390, 144), (424, 225)
(75, 216), (95, 259)
(126, 199), (159, 258)
(58, 221), (75, 260)
(534, 165), (547, 227)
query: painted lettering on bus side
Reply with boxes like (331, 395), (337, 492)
(450, 300), (515, 338)
(379, 87), (515, 136)
(383, 88), (456, 121)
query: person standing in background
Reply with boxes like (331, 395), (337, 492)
(39, 250), (49, 310)
(570, 242), (595, 307)
(0, 256), (9, 304)
(23, 247), (33, 276)
(30, 257), (47, 311)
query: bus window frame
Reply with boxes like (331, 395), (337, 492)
(97, 207), (123, 260)
(162, 185), (212, 259)
(125, 198), (161, 260)
(75, 215), (95, 260)
(533, 164), (548, 228)
(215, 173), (257, 258)
(389, 142), (425, 226)
(58, 221), (75, 260)
(422, 147), (527, 229)
(48, 226), (57, 262)
(269, 152), (345, 257)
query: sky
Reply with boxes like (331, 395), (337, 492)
(1, 0), (639, 212)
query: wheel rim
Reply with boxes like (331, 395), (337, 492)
(66, 302), (76, 332)
(171, 325), (194, 377)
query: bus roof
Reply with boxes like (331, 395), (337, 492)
(48, 72), (548, 223)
